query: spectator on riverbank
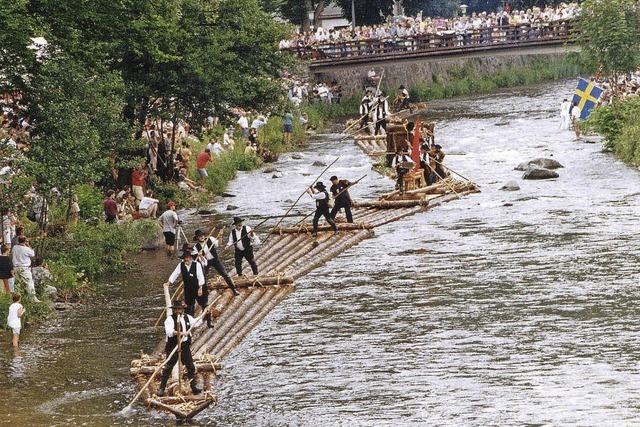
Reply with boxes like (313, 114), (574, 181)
(237, 113), (249, 138)
(7, 293), (25, 347)
(0, 244), (13, 293)
(139, 190), (159, 218)
(159, 201), (179, 255)
(12, 236), (38, 301)
(131, 166), (147, 202)
(103, 190), (118, 223)
(196, 148), (212, 184)
(283, 111), (293, 144)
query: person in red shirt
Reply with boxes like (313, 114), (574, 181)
(195, 149), (212, 184)
(103, 190), (118, 223)
(131, 166), (147, 202)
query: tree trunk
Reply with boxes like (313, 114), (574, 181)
(313, 1), (326, 29)
(302, 0), (312, 32)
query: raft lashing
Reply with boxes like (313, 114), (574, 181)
(130, 161), (479, 420)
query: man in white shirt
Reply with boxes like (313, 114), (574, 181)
(207, 140), (223, 157)
(192, 229), (238, 297)
(158, 201), (179, 254)
(166, 247), (207, 322)
(570, 101), (582, 138)
(251, 116), (267, 130)
(237, 114), (249, 138)
(560, 98), (571, 130)
(12, 236), (39, 301)
(306, 181), (338, 237)
(157, 298), (203, 397)
(225, 217), (260, 276)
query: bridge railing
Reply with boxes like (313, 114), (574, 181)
(285, 21), (574, 62)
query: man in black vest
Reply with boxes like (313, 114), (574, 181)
(157, 298), (202, 397)
(192, 229), (239, 297)
(165, 246), (208, 325)
(391, 151), (415, 193)
(225, 217), (260, 277)
(329, 175), (353, 223)
(307, 181), (339, 237)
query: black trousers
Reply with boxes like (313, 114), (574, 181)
(400, 98), (410, 110)
(206, 258), (236, 291)
(375, 118), (386, 135)
(396, 168), (408, 192)
(234, 247), (258, 276)
(330, 201), (353, 223)
(184, 288), (208, 317)
(313, 207), (338, 233)
(160, 340), (196, 384)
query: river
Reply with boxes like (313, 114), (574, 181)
(2, 80), (640, 426)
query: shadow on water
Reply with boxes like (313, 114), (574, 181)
(2, 79), (640, 425)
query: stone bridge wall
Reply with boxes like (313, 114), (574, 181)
(310, 45), (579, 96)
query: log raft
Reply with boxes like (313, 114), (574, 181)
(130, 173), (479, 420)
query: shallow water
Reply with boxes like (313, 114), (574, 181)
(2, 80), (640, 426)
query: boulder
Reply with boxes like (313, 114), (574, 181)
(522, 165), (559, 180)
(263, 165), (279, 173)
(272, 172), (283, 179)
(515, 158), (564, 171)
(45, 285), (58, 299)
(500, 180), (520, 191)
(226, 204), (239, 211)
(220, 192), (236, 198)
(291, 153), (304, 160)
(311, 160), (327, 167)
(141, 230), (164, 250)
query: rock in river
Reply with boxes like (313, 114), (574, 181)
(522, 165), (559, 180)
(226, 204), (239, 210)
(500, 180), (521, 191)
(311, 160), (327, 167)
(291, 153), (304, 160)
(515, 158), (564, 171)
(272, 172), (283, 179)
(263, 165), (279, 173)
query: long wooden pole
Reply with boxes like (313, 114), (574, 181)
(292, 174), (367, 228)
(259, 156), (340, 248)
(124, 293), (224, 412)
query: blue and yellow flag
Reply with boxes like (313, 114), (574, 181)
(572, 78), (604, 120)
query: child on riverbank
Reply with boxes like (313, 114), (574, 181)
(7, 293), (25, 347)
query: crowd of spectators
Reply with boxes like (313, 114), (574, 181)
(594, 70), (640, 106)
(280, 3), (581, 58)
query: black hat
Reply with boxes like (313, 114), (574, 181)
(233, 216), (243, 225)
(179, 244), (193, 258)
(314, 181), (326, 190)
(171, 299), (185, 309)
(435, 144), (442, 150)
(194, 229), (205, 238)
(399, 85), (405, 89)
(329, 175), (338, 181)
(421, 143), (429, 150)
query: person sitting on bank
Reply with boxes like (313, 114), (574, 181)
(138, 190), (159, 218)
(329, 176), (353, 224)
(157, 298), (202, 397)
(225, 217), (260, 277)
(165, 246), (211, 326)
(192, 229), (239, 297)
(307, 181), (338, 237)
(391, 151), (415, 194)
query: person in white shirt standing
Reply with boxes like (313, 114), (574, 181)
(237, 113), (249, 139)
(570, 101), (582, 138)
(306, 181), (338, 237)
(156, 298), (203, 397)
(11, 236), (38, 302)
(138, 190), (159, 218)
(226, 217), (260, 277)
(7, 293), (25, 347)
(560, 98), (571, 130)
(158, 201), (179, 254)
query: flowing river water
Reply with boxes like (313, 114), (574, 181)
(2, 80), (640, 426)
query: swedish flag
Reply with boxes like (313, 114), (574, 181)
(572, 78), (604, 120)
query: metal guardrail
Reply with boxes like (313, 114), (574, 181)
(285, 21), (574, 65)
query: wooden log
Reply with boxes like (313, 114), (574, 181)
(209, 275), (292, 290)
(268, 232), (334, 275)
(130, 361), (222, 375)
(215, 286), (294, 359)
(352, 200), (428, 208)
(208, 287), (283, 356)
(153, 395), (217, 404)
(258, 234), (308, 275)
(270, 223), (373, 234)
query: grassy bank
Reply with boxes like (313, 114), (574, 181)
(301, 53), (590, 122)
(585, 97), (640, 166)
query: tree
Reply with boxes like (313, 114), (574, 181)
(576, 0), (640, 80)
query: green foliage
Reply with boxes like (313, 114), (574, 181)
(74, 184), (104, 220)
(204, 145), (262, 194)
(45, 261), (92, 301)
(586, 97), (640, 165)
(576, 0), (640, 78)
(410, 55), (588, 101)
(0, 291), (53, 329)
(41, 220), (160, 278)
